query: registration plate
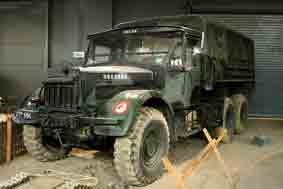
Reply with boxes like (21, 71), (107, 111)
(12, 111), (32, 122)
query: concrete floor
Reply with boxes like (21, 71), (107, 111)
(1, 121), (283, 189)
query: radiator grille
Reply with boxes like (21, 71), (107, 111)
(44, 83), (78, 111)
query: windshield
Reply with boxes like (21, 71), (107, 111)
(85, 27), (183, 66)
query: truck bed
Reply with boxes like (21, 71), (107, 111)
(204, 19), (255, 83)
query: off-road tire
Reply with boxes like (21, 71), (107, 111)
(215, 97), (236, 144)
(232, 94), (248, 134)
(114, 107), (170, 186)
(23, 125), (68, 162)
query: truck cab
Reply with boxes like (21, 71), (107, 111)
(84, 26), (201, 109)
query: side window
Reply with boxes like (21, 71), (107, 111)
(86, 45), (110, 65)
(95, 46), (111, 63)
(173, 44), (183, 58)
(169, 42), (183, 68)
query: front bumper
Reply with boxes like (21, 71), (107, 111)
(12, 109), (125, 136)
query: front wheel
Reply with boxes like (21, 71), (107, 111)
(23, 125), (69, 162)
(114, 107), (170, 186)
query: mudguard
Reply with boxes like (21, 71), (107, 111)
(13, 89), (174, 137)
(95, 89), (174, 136)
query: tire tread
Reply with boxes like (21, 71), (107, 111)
(23, 125), (67, 162)
(114, 107), (169, 186)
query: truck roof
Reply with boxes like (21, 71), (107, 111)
(115, 15), (251, 40)
(88, 15), (250, 41)
(87, 15), (205, 39)
(87, 25), (201, 40)
(115, 15), (205, 31)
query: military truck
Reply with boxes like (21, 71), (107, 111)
(13, 15), (255, 186)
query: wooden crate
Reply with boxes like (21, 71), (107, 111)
(0, 114), (26, 164)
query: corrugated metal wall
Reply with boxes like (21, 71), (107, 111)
(193, 0), (283, 14)
(199, 15), (283, 117)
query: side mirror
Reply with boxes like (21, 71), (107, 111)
(168, 56), (185, 72)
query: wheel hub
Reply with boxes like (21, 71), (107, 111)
(143, 130), (161, 167)
(145, 133), (158, 157)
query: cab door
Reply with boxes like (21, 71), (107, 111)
(163, 36), (201, 109)
(163, 40), (187, 109)
(183, 38), (201, 107)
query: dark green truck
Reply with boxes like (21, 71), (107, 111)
(13, 15), (255, 186)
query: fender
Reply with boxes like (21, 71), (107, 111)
(12, 88), (44, 125)
(95, 89), (174, 136)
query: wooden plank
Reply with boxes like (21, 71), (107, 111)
(6, 114), (12, 162)
(70, 148), (98, 159)
(162, 128), (231, 189)
(203, 128), (234, 186)
(162, 157), (185, 189)
(0, 117), (6, 164)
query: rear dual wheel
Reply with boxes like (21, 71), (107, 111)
(215, 94), (248, 143)
(232, 94), (248, 134)
(219, 98), (236, 143)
